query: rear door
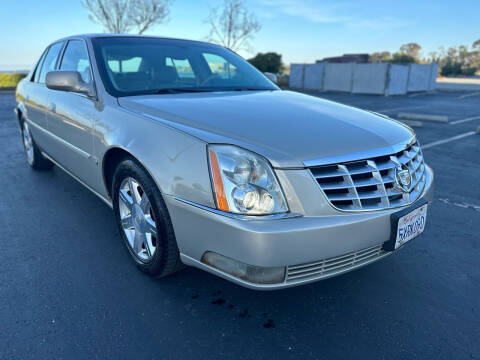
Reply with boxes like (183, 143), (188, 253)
(46, 39), (99, 186)
(24, 42), (64, 150)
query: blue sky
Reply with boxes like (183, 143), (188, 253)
(1, 0), (478, 70)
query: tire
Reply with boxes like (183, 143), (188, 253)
(21, 120), (53, 170)
(112, 157), (183, 277)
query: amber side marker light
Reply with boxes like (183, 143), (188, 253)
(209, 149), (230, 212)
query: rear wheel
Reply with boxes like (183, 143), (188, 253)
(21, 121), (53, 170)
(112, 158), (183, 277)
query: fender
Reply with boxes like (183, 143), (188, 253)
(95, 104), (216, 209)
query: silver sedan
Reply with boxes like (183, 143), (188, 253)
(15, 34), (433, 289)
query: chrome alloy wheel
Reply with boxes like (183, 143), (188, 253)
(22, 122), (34, 165)
(118, 177), (158, 261)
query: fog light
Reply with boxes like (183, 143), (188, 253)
(201, 252), (285, 284)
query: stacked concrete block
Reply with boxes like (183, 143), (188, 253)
(386, 64), (409, 95)
(323, 63), (355, 92)
(428, 63), (439, 90)
(289, 61), (438, 95)
(407, 64), (432, 92)
(289, 64), (306, 89)
(352, 63), (389, 95)
(303, 63), (325, 90)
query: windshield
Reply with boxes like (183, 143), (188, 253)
(91, 37), (278, 97)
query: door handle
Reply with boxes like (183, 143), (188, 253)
(49, 103), (56, 113)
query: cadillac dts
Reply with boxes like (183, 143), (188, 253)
(14, 35), (433, 289)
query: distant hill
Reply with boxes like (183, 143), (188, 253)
(0, 70), (29, 74)
(0, 73), (27, 88)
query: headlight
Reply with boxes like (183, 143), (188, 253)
(208, 145), (288, 215)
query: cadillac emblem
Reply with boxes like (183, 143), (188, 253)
(394, 165), (412, 192)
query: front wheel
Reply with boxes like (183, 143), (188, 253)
(112, 158), (183, 277)
(21, 121), (53, 170)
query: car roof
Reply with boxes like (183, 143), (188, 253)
(53, 34), (219, 47)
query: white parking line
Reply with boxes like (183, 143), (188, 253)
(397, 119), (423, 127)
(449, 116), (480, 125)
(377, 105), (427, 113)
(408, 92), (433, 98)
(439, 198), (480, 213)
(457, 92), (480, 100)
(398, 112), (448, 123)
(422, 131), (477, 149)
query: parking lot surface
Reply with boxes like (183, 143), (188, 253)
(0, 91), (479, 359)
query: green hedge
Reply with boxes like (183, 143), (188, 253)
(440, 61), (478, 76)
(0, 73), (27, 88)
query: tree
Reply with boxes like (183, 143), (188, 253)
(399, 43), (421, 60)
(83, 0), (171, 34)
(368, 50), (414, 64)
(206, 0), (261, 52)
(391, 53), (417, 64)
(369, 44), (420, 64)
(432, 44), (479, 76)
(248, 52), (284, 73)
(471, 40), (480, 69)
(369, 51), (392, 63)
(428, 51), (439, 63)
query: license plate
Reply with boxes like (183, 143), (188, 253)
(394, 204), (428, 249)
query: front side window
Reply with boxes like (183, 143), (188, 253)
(91, 37), (278, 97)
(38, 42), (64, 84)
(60, 40), (92, 84)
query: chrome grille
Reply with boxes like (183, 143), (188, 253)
(286, 244), (387, 283)
(310, 142), (426, 211)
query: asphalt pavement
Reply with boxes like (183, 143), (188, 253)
(0, 90), (479, 360)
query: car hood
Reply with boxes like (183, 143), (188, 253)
(118, 90), (414, 168)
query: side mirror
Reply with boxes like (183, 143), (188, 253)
(46, 71), (94, 97)
(264, 72), (278, 84)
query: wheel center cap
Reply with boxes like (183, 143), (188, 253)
(132, 204), (144, 228)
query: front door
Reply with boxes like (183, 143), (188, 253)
(46, 39), (99, 187)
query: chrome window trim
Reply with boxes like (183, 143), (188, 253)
(303, 136), (416, 167)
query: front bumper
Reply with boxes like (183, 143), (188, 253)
(165, 165), (434, 290)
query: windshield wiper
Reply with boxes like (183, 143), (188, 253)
(155, 87), (276, 94)
(232, 88), (276, 91)
(155, 88), (214, 94)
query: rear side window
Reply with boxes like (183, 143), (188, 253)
(38, 42), (64, 84)
(60, 40), (92, 84)
(33, 51), (48, 83)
